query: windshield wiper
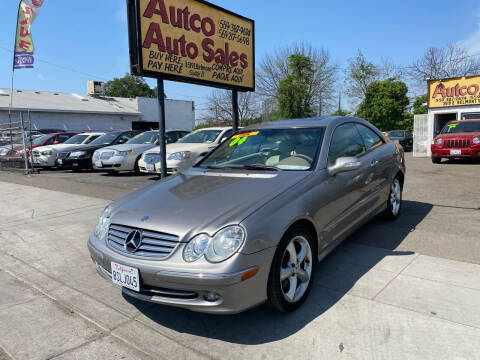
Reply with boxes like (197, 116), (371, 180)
(204, 164), (280, 171)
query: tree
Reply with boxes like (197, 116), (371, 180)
(277, 54), (314, 119)
(356, 78), (410, 131)
(409, 44), (480, 86)
(257, 43), (338, 116)
(104, 74), (155, 98)
(331, 109), (350, 116)
(345, 50), (380, 101)
(413, 94), (428, 114)
(201, 90), (260, 126)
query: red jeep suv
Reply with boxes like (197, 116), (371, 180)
(431, 120), (480, 163)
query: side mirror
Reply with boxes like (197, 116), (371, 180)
(328, 157), (361, 176)
(220, 136), (229, 143)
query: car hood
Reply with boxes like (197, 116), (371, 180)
(34, 144), (82, 153)
(437, 132), (479, 138)
(69, 143), (115, 152)
(99, 143), (155, 153)
(146, 142), (217, 156)
(109, 168), (310, 241)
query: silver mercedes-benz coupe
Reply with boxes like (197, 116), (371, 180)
(88, 117), (405, 314)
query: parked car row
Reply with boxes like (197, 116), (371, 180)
(17, 127), (237, 176)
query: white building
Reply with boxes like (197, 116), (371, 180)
(0, 88), (195, 132)
(413, 75), (480, 157)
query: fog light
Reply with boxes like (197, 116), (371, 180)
(204, 292), (220, 302)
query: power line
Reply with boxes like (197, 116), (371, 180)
(0, 45), (108, 81)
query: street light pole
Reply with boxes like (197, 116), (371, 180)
(157, 79), (167, 179)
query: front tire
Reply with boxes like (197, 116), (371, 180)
(432, 157), (442, 164)
(384, 176), (402, 220)
(266, 226), (315, 312)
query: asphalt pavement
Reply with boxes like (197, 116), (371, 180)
(0, 154), (479, 359)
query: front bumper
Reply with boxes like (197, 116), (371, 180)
(57, 157), (93, 170)
(431, 145), (480, 158)
(138, 157), (193, 174)
(32, 154), (57, 167)
(88, 235), (274, 314)
(92, 155), (134, 172)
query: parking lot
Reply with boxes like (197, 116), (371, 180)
(0, 153), (479, 359)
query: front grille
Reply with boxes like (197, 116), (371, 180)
(443, 138), (471, 148)
(58, 152), (70, 159)
(32, 150), (40, 157)
(107, 224), (180, 259)
(144, 153), (160, 164)
(100, 151), (115, 160)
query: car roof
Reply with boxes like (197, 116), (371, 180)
(447, 119), (480, 123)
(243, 116), (361, 130)
(196, 127), (231, 131)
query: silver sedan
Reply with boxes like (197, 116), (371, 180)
(88, 117), (405, 314)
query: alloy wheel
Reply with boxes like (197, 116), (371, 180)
(390, 178), (401, 216)
(280, 235), (313, 303)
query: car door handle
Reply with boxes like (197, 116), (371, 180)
(370, 160), (379, 167)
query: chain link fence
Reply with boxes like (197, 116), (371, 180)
(0, 112), (35, 173)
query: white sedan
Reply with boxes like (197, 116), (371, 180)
(92, 130), (190, 174)
(31, 132), (104, 167)
(138, 127), (233, 174)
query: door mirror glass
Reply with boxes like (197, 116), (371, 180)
(328, 156), (361, 176)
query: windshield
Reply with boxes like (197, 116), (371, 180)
(64, 134), (88, 144)
(198, 128), (325, 171)
(89, 133), (119, 145)
(177, 130), (221, 144)
(388, 131), (404, 138)
(441, 121), (480, 134)
(127, 131), (157, 145)
(32, 134), (52, 145)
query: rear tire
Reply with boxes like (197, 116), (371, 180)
(266, 225), (315, 312)
(432, 157), (442, 164)
(384, 176), (402, 220)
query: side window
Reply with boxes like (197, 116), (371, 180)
(355, 124), (384, 152)
(220, 130), (233, 142)
(44, 137), (55, 145)
(55, 135), (71, 143)
(115, 134), (132, 144)
(85, 135), (100, 144)
(328, 123), (366, 165)
(165, 132), (177, 143)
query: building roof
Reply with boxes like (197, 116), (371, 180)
(0, 88), (141, 116)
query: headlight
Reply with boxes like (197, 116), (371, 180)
(168, 151), (192, 161)
(183, 234), (210, 262)
(93, 206), (111, 242)
(70, 151), (87, 158)
(117, 150), (133, 156)
(206, 226), (245, 263)
(183, 226), (245, 263)
(41, 150), (53, 156)
(473, 137), (480, 144)
(435, 138), (442, 145)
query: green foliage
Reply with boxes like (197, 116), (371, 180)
(331, 109), (350, 116)
(277, 54), (314, 119)
(356, 78), (410, 131)
(413, 94), (428, 114)
(104, 74), (155, 98)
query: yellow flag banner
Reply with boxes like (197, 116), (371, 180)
(14, 0), (45, 69)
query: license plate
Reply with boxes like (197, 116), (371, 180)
(111, 262), (140, 292)
(57, 159), (63, 164)
(73, 162), (79, 167)
(95, 160), (102, 168)
(450, 149), (461, 155)
(146, 163), (154, 171)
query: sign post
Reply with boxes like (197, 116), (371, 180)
(157, 78), (167, 178)
(127, 0), (255, 177)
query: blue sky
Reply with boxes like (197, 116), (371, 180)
(1, 0), (480, 116)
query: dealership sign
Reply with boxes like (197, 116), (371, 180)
(127, 0), (255, 91)
(428, 75), (480, 108)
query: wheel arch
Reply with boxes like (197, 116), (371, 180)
(281, 218), (319, 263)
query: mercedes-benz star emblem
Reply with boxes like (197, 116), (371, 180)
(125, 230), (142, 253)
